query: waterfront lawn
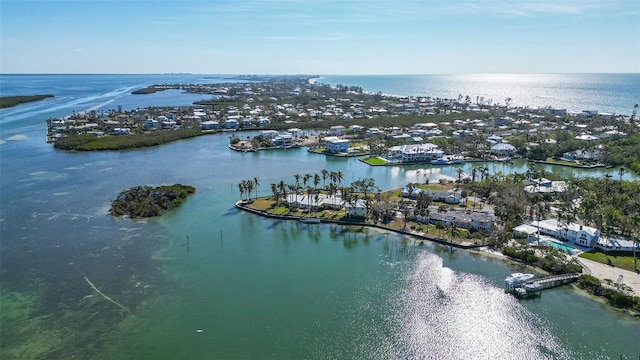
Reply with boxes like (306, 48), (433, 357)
(579, 251), (638, 272)
(361, 156), (386, 165)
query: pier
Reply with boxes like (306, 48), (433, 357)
(506, 273), (580, 299)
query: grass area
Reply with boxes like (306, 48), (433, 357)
(1, 94), (54, 108)
(579, 251), (639, 273)
(361, 156), (387, 165)
(544, 158), (579, 166)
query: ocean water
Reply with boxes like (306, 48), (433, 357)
(1, 74), (639, 359)
(319, 73), (640, 116)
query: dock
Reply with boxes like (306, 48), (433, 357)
(506, 273), (580, 299)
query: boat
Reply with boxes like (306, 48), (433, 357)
(449, 155), (464, 164)
(504, 272), (535, 290)
(431, 158), (450, 165)
(299, 217), (321, 224)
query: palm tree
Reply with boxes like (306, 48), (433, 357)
(238, 182), (245, 201)
(253, 177), (260, 199)
(436, 222), (445, 239)
(456, 167), (464, 183)
(618, 167), (625, 192)
(471, 167), (477, 183)
(313, 173), (321, 191)
(303, 173), (311, 188)
(294, 173), (301, 188)
(278, 180), (287, 203)
(448, 223), (460, 242)
(321, 169), (329, 189)
(244, 180), (254, 202)
(336, 171), (344, 187)
(270, 183), (279, 205)
(604, 173), (613, 194)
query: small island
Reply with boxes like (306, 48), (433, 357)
(1, 94), (54, 108)
(131, 86), (172, 94)
(110, 184), (195, 218)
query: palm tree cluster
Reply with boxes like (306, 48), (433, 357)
(238, 177), (260, 202)
(267, 170), (347, 210)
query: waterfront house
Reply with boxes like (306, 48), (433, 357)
(287, 128), (303, 139)
(418, 210), (494, 231)
(345, 199), (367, 218)
(387, 144), (443, 163)
(113, 127), (131, 135)
(562, 149), (602, 162)
(596, 237), (640, 253)
(328, 125), (346, 136)
(200, 121), (219, 130)
(529, 219), (599, 248)
(261, 130), (280, 139)
(273, 134), (295, 148)
(324, 136), (349, 154)
(490, 143), (516, 156)
(224, 119), (239, 129)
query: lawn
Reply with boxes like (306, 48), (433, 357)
(579, 251), (639, 272)
(361, 156), (387, 165)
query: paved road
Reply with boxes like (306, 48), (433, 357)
(576, 257), (640, 295)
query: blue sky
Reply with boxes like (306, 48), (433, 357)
(1, 0), (638, 74)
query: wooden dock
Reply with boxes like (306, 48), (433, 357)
(508, 273), (580, 298)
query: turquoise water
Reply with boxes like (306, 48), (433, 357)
(542, 241), (580, 253)
(1, 74), (640, 358)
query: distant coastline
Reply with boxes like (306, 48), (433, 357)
(0, 94), (53, 109)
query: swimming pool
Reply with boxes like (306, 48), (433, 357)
(541, 240), (580, 254)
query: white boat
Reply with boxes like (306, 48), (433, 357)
(504, 273), (535, 288)
(431, 158), (450, 165)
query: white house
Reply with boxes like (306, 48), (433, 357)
(200, 121), (219, 130)
(596, 237), (640, 252)
(490, 143), (516, 156)
(387, 144), (443, 163)
(113, 127), (131, 135)
(273, 134), (295, 148)
(287, 128), (303, 139)
(324, 136), (349, 154)
(224, 119), (239, 129)
(142, 119), (158, 130)
(524, 178), (569, 194)
(328, 125), (346, 136)
(529, 219), (599, 248)
(345, 199), (367, 218)
(260, 130), (280, 139)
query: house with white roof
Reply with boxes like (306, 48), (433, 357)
(273, 134), (295, 148)
(287, 128), (303, 139)
(261, 130), (280, 139)
(529, 219), (600, 248)
(524, 178), (569, 194)
(324, 136), (349, 154)
(490, 143), (516, 156)
(200, 121), (219, 130)
(328, 125), (346, 136)
(387, 144), (444, 163)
